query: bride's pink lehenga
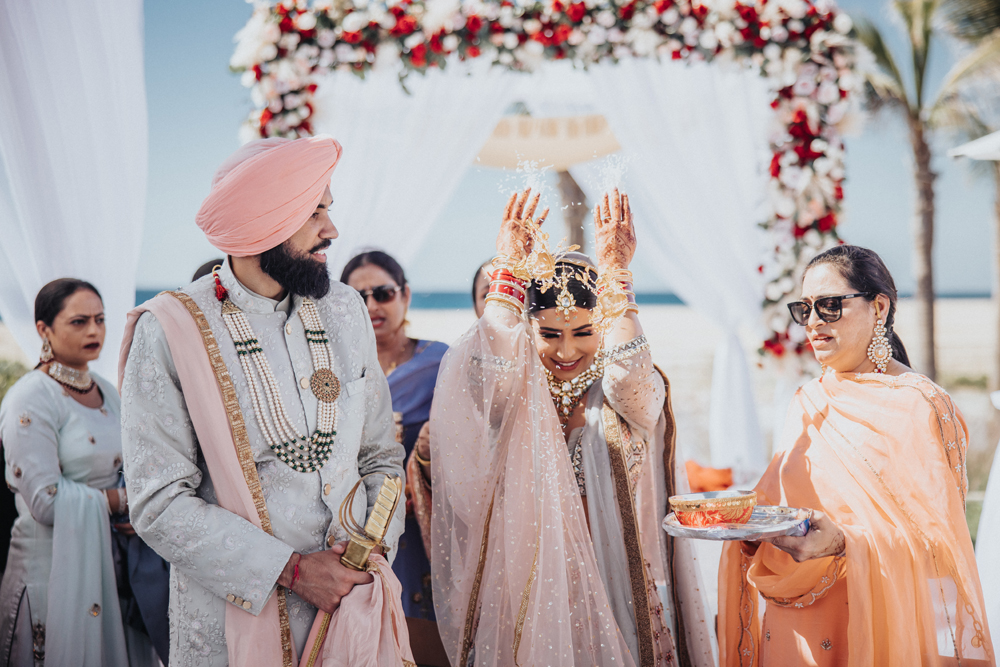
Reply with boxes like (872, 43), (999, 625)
(426, 304), (715, 667)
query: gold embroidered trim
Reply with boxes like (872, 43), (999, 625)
(602, 402), (655, 667)
(166, 291), (294, 667)
(512, 524), (541, 666)
(737, 554), (756, 667)
(460, 489), (497, 667)
(761, 556), (843, 607)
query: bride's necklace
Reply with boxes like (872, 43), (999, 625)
(219, 293), (339, 473)
(46, 361), (95, 394)
(543, 358), (604, 423)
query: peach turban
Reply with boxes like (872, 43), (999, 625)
(196, 135), (343, 257)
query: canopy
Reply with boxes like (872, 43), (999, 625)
(949, 130), (1000, 161)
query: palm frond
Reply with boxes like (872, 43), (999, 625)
(853, 15), (911, 108)
(940, 0), (1000, 41)
(933, 31), (1000, 104)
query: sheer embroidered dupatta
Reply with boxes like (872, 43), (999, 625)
(429, 307), (634, 667)
(719, 372), (994, 666)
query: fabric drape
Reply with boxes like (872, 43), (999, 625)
(429, 308), (634, 667)
(309, 60), (515, 275)
(573, 59), (772, 478)
(719, 371), (994, 666)
(976, 391), (1000, 638)
(0, 0), (147, 379)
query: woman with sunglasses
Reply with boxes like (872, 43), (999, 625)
(719, 245), (993, 666)
(426, 189), (714, 667)
(339, 252), (447, 641)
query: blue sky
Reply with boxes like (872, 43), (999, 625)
(141, 0), (997, 295)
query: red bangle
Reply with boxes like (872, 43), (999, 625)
(291, 556), (301, 589)
(488, 282), (526, 303)
(489, 268), (526, 288)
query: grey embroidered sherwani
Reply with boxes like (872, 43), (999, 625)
(120, 260), (405, 666)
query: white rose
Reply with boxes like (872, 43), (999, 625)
(319, 48), (335, 67)
(503, 32), (520, 49)
(816, 80), (840, 105)
(490, 33), (505, 46)
(568, 28), (585, 45)
(782, 0), (807, 20)
(379, 13), (397, 29)
(715, 20), (735, 44)
(317, 29), (337, 47)
(763, 43), (782, 62)
(260, 43), (278, 61)
(825, 101), (847, 124)
(342, 11), (367, 32)
(443, 34), (459, 51)
(278, 32), (300, 50)
(773, 193), (797, 218)
(792, 77), (816, 96)
(787, 19), (804, 34)
(680, 16), (698, 35)
(241, 70), (257, 87)
(812, 157), (832, 175)
(499, 50), (514, 64)
(525, 39), (544, 55)
(263, 22), (281, 43)
(374, 42), (401, 69)
(833, 13), (852, 35)
(629, 28), (658, 55)
(699, 30), (719, 50)
(770, 25), (788, 42)
(588, 25), (608, 45)
(404, 32), (424, 49)
(239, 121), (261, 144)
(759, 25), (771, 40)
(803, 229), (822, 248)
(766, 283), (785, 302)
(335, 43), (355, 61)
(778, 275), (795, 293)
(608, 28), (625, 43)
(596, 10), (616, 27)
(661, 7), (679, 25)
(523, 18), (542, 34)
(250, 85), (266, 108)
(294, 12), (317, 30)
(284, 93), (302, 109)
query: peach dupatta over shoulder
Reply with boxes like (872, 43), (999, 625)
(719, 371), (994, 667)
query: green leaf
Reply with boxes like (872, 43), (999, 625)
(853, 15), (910, 107)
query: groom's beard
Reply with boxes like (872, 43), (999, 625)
(259, 240), (332, 299)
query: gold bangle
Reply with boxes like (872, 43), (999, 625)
(486, 293), (525, 315)
(413, 449), (430, 467)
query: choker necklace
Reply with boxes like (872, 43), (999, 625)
(543, 359), (604, 424)
(218, 284), (338, 473)
(46, 361), (95, 394)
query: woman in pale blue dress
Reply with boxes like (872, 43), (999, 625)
(0, 279), (168, 666)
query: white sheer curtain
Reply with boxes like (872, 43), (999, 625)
(0, 0), (147, 380)
(310, 61), (515, 275)
(571, 60), (773, 478)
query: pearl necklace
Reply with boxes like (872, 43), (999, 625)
(543, 359), (604, 423)
(220, 297), (339, 473)
(46, 361), (95, 393)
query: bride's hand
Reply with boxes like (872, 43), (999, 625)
(594, 188), (636, 272)
(496, 188), (548, 260)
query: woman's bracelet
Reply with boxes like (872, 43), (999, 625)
(602, 334), (650, 365)
(413, 449), (430, 467)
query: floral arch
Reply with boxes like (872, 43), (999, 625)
(231, 0), (860, 364)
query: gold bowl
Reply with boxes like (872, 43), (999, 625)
(669, 490), (757, 527)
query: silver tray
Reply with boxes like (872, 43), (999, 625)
(662, 505), (810, 541)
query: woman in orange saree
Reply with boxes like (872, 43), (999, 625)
(719, 245), (994, 666)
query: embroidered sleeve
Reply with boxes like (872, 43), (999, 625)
(0, 378), (62, 525)
(601, 335), (664, 441)
(352, 298), (407, 556)
(120, 312), (294, 616)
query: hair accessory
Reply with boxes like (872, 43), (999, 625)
(867, 301), (891, 374)
(40, 337), (53, 363)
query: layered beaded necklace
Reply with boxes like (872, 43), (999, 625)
(543, 359), (604, 424)
(46, 361), (95, 394)
(215, 273), (339, 473)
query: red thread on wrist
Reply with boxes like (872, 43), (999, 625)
(291, 556), (301, 589)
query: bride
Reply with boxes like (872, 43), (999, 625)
(425, 188), (715, 666)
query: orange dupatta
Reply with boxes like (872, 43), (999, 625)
(719, 371), (994, 667)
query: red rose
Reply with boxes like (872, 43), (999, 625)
(430, 30), (445, 53)
(769, 153), (782, 178)
(653, 0), (673, 13)
(390, 14), (418, 35)
(567, 2), (586, 22)
(834, 183), (844, 200)
(342, 31), (363, 44)
(279, 16), (294, 32)
(467, 44), (481, 57)
(252, 65), (263, 80)
(466, 15), (483, 33)
(410, 42), (428, 67)
(816, 213), (837, 233)
(552, 0), (564, 14)
(619, 2), (636, 21)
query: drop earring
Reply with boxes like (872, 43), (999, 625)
(40, 337), (53, 363)
(866, 301), (891, 374)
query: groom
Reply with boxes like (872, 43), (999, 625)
(119, 135), (405, 666)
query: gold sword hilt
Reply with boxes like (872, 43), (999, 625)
(339, 474), (403, 571)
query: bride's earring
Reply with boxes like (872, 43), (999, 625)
(866, 301), (891, 374)
(40, 337), (53, 363)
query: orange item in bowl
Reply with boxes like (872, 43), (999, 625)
(669, 490), (757, 527)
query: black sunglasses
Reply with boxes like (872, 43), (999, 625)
(787, 293), (870, 325)
(356, 284), (401, 304)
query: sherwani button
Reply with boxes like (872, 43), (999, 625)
(324, 484), (331, 496)
(234, 597), (244, 606)
(327, 535), (335, 547)
(227, 594), (235, 603)
(242, 600), (252, 610)
(300, 377), (309, 389)
(285, 323), (293, 335)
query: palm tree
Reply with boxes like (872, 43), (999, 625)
(935, 0), (1000, 388)
(854, 0), (1000, 381)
